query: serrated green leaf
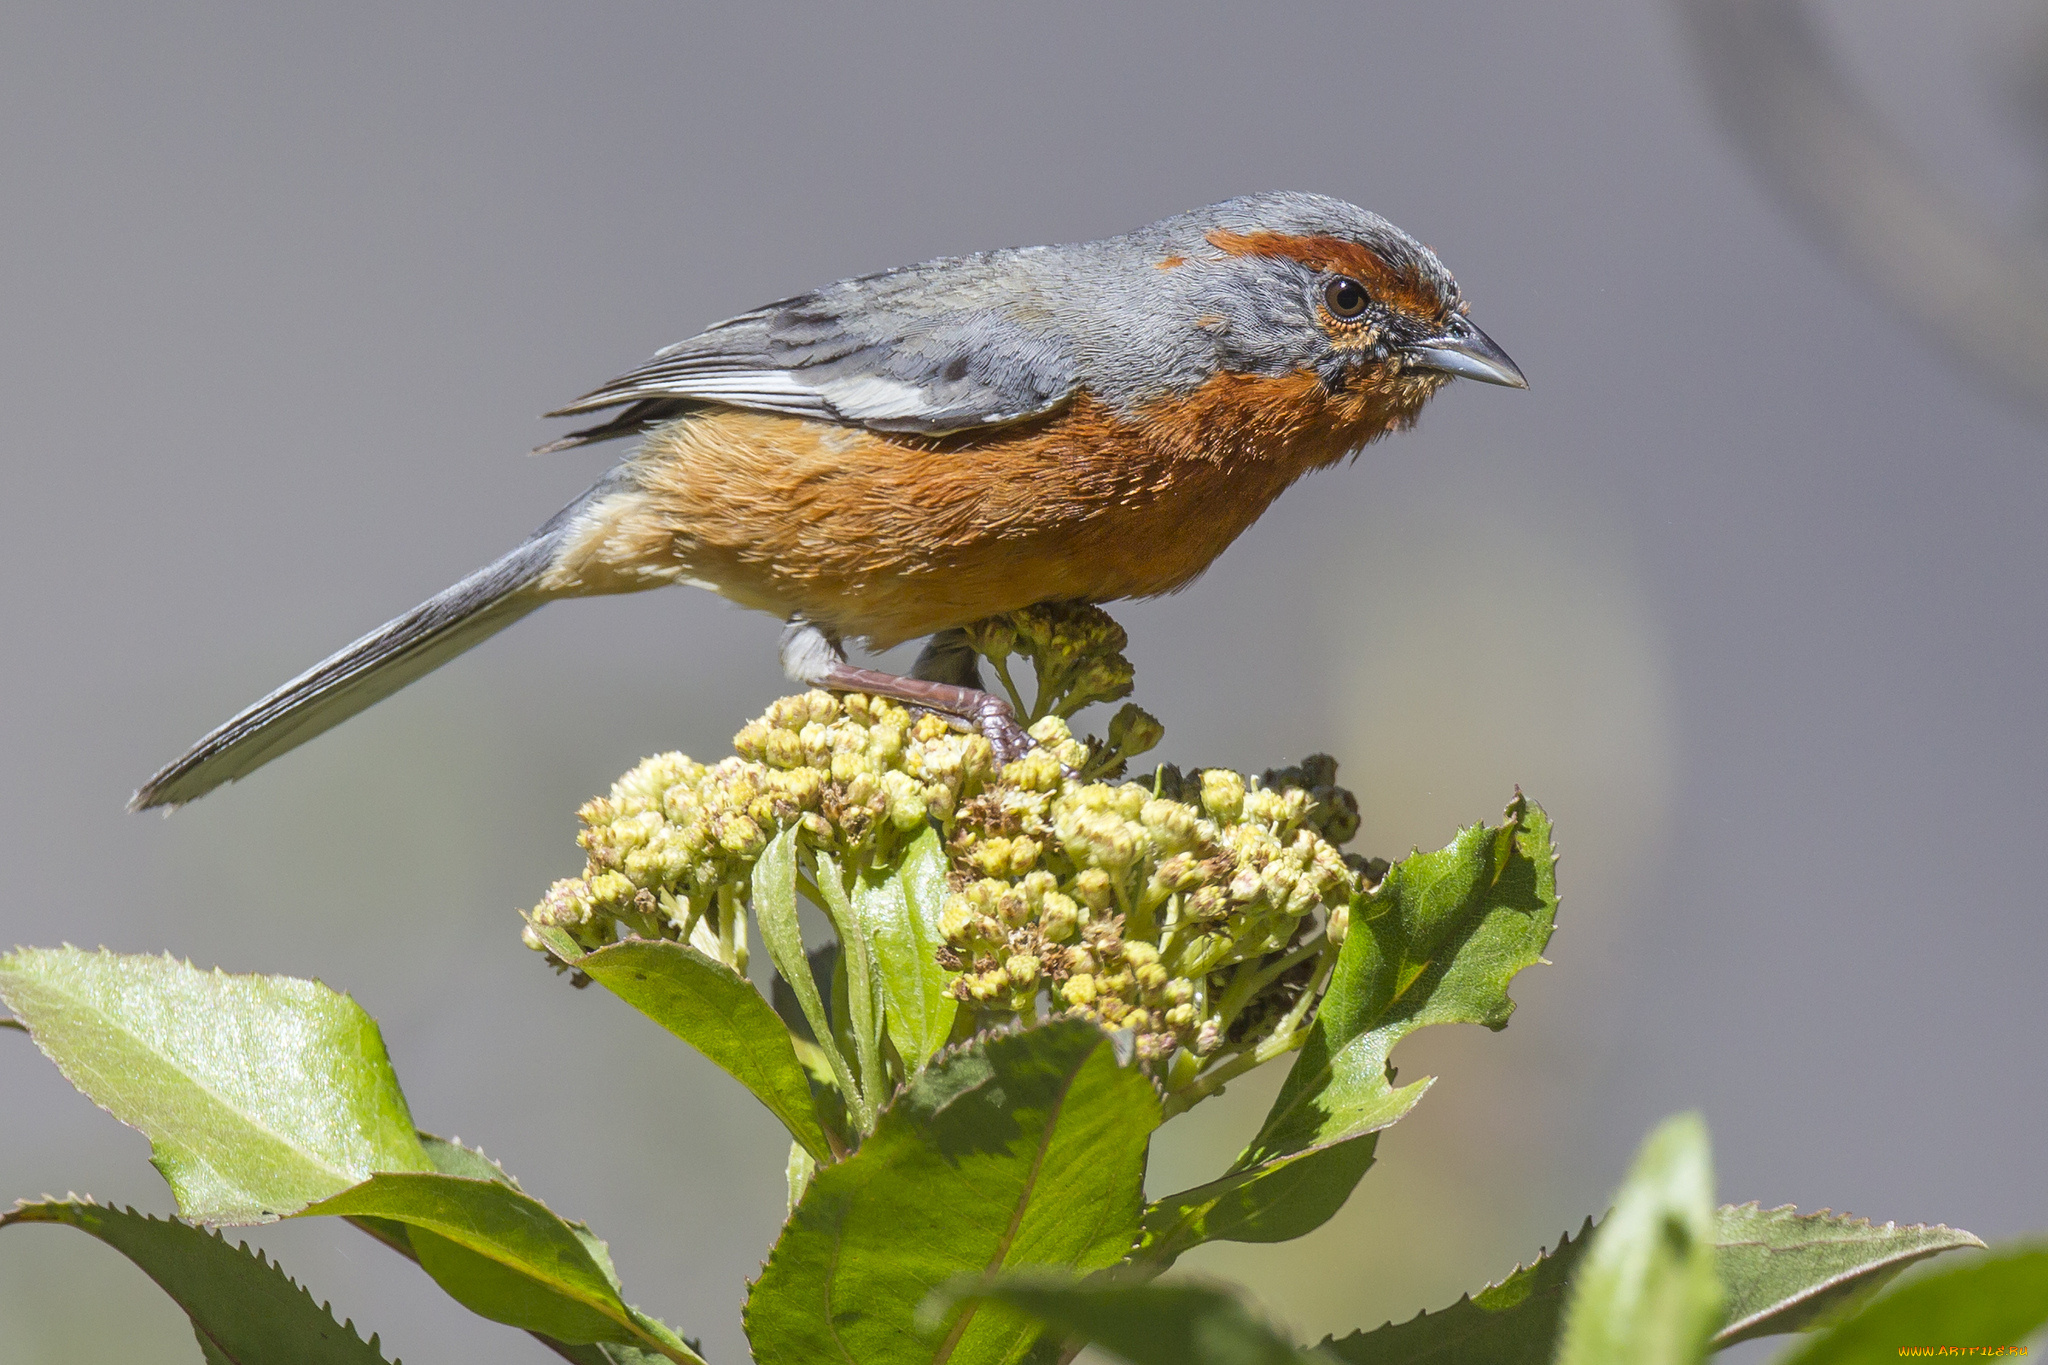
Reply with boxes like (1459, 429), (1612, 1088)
(301, 1173), (703, 1363)
(1712, 1202), (1985, 1345)
(417, 1132), (521, 1187)
(0, 948), (431, 1222)
(744, 1019), (1160, 1365)
(568, 938), (833, 1161)
(544, 1347), (679, 1365)
(1142, 1136), (1380, 1266)
(1316, 1201), (1986, 1364)
(1556, 1112), (1720, 1365)
(755, 827), (866, 1129)
(344, 1136), (700, 1365)
(346, 1130), (525, 1259)
(1778, 1244), (2048, 1364)
(853, 825), (959, 1073)
(2, 1199), (394, 1364)
(1144, 798), (1556, 1262)
(944, 1274), (1321, 1365)
(1318, 1219), (1594, 1365)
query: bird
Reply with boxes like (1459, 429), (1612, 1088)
(132, 192), (1525, 811)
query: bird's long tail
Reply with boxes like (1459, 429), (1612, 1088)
(132, 470), (630, 810)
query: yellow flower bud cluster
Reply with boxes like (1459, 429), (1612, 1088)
(522, 603), (1369, 1080)
(963, 601), (1135, 722)
(523, 690), (997, 953)
(936, 716), (1361, 1064)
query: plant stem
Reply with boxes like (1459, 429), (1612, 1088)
(988, 656), (1030, 719)
(1160, 1045), (1260, 1120)
(1252, 948), (1337, 1065)
(1231, 934), (1329, 1025)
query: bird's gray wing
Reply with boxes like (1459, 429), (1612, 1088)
(544, 252), (1081, 439)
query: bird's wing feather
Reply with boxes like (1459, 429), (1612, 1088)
(546, 253), (1081, 436)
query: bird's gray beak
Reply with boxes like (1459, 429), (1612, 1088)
(1402, 315), (1528, 388)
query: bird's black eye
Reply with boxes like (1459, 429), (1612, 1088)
(1324, 277), (1370, 319)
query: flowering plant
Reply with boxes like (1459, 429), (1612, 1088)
(0, 606), (2019, 1363)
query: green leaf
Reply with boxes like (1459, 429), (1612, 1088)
(852, 825), (959, 1073)
(745, 1019), (1161, 1365)
(418, 1131), (521, 1186)
(756, 827), (866, 1128)
(944, 1274), (1320, 1365)
(1141, 1139), (1380, 1265)
(1318, 1219), (1594, 1365)
(0, 947), (431, 1222)
(301, 1173), (704, 1363)
(345, 1130), (526, 1257)
(1778, 1244), (2048, 1364)
(344, 1136), (701, 1365)
(2, 1199), (394, 1363)
(1712, 1202), (1985, 1345)
(1144, 797), (1556, 1262)
(568, 938), (834, 1161)
(1316, 1202), (1985, 1364)
(815, 848), (887, 1113)
(1555, 1112), (1721, 1365)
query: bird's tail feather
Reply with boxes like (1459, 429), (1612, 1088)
(132, 471), (625, 810)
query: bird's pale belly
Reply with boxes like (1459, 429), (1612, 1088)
(541, 374), (1433, 648)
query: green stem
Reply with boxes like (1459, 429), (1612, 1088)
(1219, 932), (1329, 1030)
(1210, 962), (1256, 1030)
(1159, 1044), (1260, 1120)
(716, 885), (739, 971)
(988, 656), (1030, 720)
(1252, 948), (1337, 1064)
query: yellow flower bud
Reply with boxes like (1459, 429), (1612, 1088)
(1072, 869), (1114, 911)
(714, 813), (765, 856)
(970, 836), (1014, 878)
(733, 719), (773, 760)
(881, 770), (927, 829)
(940, 894), (978, 944)
(996, 884), (1031, 928)
(762, 728), (803, 769)
(1039, 892), (1079, 942)
(1326, 901), (1350, 944)
(1201, 769), (1245, 823)
(1003, 748), (1063, 792)
(533, 877), (596, 927)
(588, 871), (635, 909)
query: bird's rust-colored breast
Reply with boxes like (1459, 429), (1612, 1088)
(543, 364), (1442, 648)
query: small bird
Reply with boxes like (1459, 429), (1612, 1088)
(133, 192), (1524, 810)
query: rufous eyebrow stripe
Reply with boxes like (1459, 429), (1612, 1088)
(1205, 227), (1440, 317)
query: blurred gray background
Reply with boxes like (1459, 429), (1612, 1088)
(4, 2), (2045, 1360)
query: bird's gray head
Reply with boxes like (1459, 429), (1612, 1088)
(1115, 192), (1526, 399)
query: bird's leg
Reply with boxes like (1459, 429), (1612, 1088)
(779, 621), (1034, 765)
(909, 628), (985, 690)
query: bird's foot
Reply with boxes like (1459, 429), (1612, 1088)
(964, 691), (1034, 767)
(802, 658), (1038, 767)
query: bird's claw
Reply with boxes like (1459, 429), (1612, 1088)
(970, 694), (1035, 767)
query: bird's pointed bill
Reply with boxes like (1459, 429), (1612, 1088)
(1403, 316), (1527, 388)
